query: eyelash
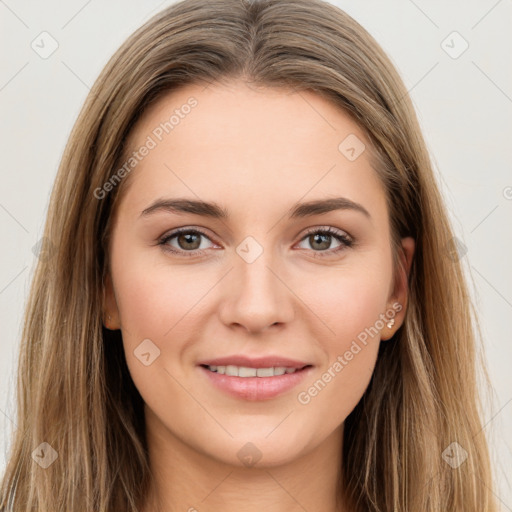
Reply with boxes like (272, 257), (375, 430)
(158, 226), (354, 259)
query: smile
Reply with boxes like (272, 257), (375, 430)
(203, 364), (305, 377)
(198, 364), (313, 401)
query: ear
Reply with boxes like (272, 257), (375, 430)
(381, 236), (415, 341)
(103, 272), (121, 330)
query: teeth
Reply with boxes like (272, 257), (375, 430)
(206, 365), (299, 377)
(225, 365), (238, 376)
(256, 367), (274, 377)
(238, 366), (257, 377)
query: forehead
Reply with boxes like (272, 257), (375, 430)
(117, 80), (386, 221)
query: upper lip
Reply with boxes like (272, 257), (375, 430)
(198, 355), (312, 369)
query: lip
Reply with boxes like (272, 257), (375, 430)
(197, 355), (311, 369)
(197, 357), (314, 401)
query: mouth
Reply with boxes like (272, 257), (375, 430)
(200, 363), (311, 377)
(197, 363), (314, 401)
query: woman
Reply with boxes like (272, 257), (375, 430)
(0, 0), (497, 510)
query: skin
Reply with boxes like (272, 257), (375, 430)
(103, 79), (414, 512)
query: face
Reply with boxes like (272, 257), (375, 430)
(103, 79), (413, 468)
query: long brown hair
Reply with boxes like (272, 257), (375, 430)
(0, 0), (497, 510)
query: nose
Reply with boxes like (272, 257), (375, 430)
(218, 248), (295, 334)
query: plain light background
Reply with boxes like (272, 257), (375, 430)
(1, 0), (511, 508)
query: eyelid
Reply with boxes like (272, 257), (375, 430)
(299, 225), (353, 243)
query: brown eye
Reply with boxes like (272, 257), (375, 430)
(297, 227), (353, 258)
(175, 232), (202, 250)
(307, 232), (334, 251)
(159, 228), (215, 257)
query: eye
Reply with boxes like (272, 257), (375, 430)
(296, 226), (353, 258)
(158, 228), (216, 257)
(158, 226), (354, 259)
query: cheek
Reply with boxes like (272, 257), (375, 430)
(295, 259), (391, 422)
(332, 271), (390, 344)
(303, 255), (392, 345)
(295, 310), (383, 449)
(109, 243), (206, 426)
(111, 239), (210, 340)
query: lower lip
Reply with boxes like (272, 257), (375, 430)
(198, 365), (313, 401)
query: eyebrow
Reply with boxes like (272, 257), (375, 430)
(139, 196), (371, 220)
